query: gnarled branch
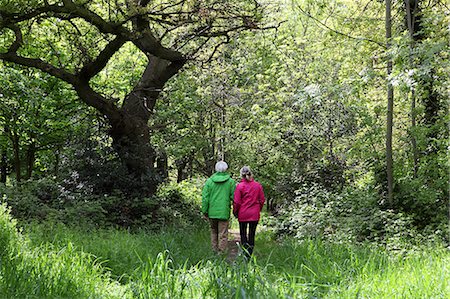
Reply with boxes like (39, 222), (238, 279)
(79, 35), (128, 79)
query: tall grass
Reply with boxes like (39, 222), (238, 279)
(0, 204), (130, 298)
(326, 249), (450, 298)
(2, 206), (448, 298)
(130, 252), (306, 298)
(24, 222), (214, 282)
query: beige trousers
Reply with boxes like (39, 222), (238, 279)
(209, 219), (229, 253)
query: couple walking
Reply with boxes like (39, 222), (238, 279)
(202, 161), (265, 258)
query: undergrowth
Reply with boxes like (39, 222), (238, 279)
(1, 202), (448, 298)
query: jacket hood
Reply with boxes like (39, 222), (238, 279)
(211, 172), (231, 183)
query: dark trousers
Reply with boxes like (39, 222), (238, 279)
(239, 221), (258, 257)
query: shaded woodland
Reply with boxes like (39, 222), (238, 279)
(0, 0), (448, 242)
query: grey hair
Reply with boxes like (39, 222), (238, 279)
(215, 161), (228, 172)
(240, 166), (252, 180)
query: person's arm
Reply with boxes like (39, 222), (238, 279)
(259, 184), (265, 210)
(233, 184), (241, 217)
(202, 181), (210, 217)
(230, 179), (236, 203)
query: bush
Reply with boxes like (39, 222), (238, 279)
(0, 178), (61, 221)
(273, 183), (442, 246)
(150, 180), (203, 229)
(0, 177), (203, 230)
(394, 177), (447, 230)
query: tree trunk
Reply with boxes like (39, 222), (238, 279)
(422, 70), (440, 129)
(25, 137), (36, 180)
(405, 0), (419, 178)
(176, 153), (194, 183)
(410, 89), (419, 177)
(109, 113), (158, 195)
(11, 132), (21, 182)
(385, 0), (394, 206)
(156, 151), (168, 182)
(176, 157), (188, 183)
(405, 0), (440, 144)
(74, 55), (184, 196)
(0, 148), (7, 184)
(206, 113), (217, 176)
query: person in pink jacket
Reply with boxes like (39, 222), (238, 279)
(233, 166), (265, 258)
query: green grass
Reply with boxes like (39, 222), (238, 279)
(0, 203), (129, 298)
(1, 204), (448, 298)
(326, 250), (450, 298)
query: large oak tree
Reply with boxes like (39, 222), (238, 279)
(0, 0), (262, 194)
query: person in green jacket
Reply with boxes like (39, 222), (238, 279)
(202, 161), (236, 253)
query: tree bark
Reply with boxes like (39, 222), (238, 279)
(405, 0), (419, 178)
(12, 133), (21, 182)
(25, 139), (36, 180)
(176, 152), (194, 183)
(205, 112), (217, 176)
(410, 89), (419, 177)
(156, 151), (168, 182)
(176, 157), (188, 183)
(109, 114), (156, 179)
(386, 0), (394, 206)
(405, 0), (440, 141)
(0, 148), (7, 184)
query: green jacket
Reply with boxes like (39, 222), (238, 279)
(202, 172), (236, 220)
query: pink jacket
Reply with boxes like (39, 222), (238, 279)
(233, 179), (265, 222)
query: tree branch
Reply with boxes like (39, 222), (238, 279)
(5, 24), (22, 53)
(3, 1), (186, 63)
(0, 52), (77, 84)
(295, 4), (386, 48)
(132, 28), (185, 61)
(133, 55), (186, 93)
(79, 35), (128, 79)
(73, 81), (121, 120)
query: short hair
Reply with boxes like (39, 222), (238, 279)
(215, 161), (228, 172)
(240, 166), (252, 178)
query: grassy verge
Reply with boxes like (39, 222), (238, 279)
(0, 206), (447, 298)
(0, 203), (130, 298)
(22, 221), (449, 298)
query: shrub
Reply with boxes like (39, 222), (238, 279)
(273, 183), (436, 246)
(0, 177), (204, 229)
(150, 180), (203, 229)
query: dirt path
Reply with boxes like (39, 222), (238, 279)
(227, 229), (240, 261)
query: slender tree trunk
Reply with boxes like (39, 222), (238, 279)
(0, 148), (7, 184)
(410, 89), (419, 177)
(423, 69), (440, 134)
(25, 135), (36, 180)
(156, 151), (168, 181)
(405, 0), (419, 178)
(385, 0), (394, 206)
(176, 157), (188, 183)
(10, 131), (21, 182)
(405, 0), (440, 145)
(218, 97), (226, 161)
(25, 144), (35, 180)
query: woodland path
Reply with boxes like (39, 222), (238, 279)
(227, 229), (241, 261)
